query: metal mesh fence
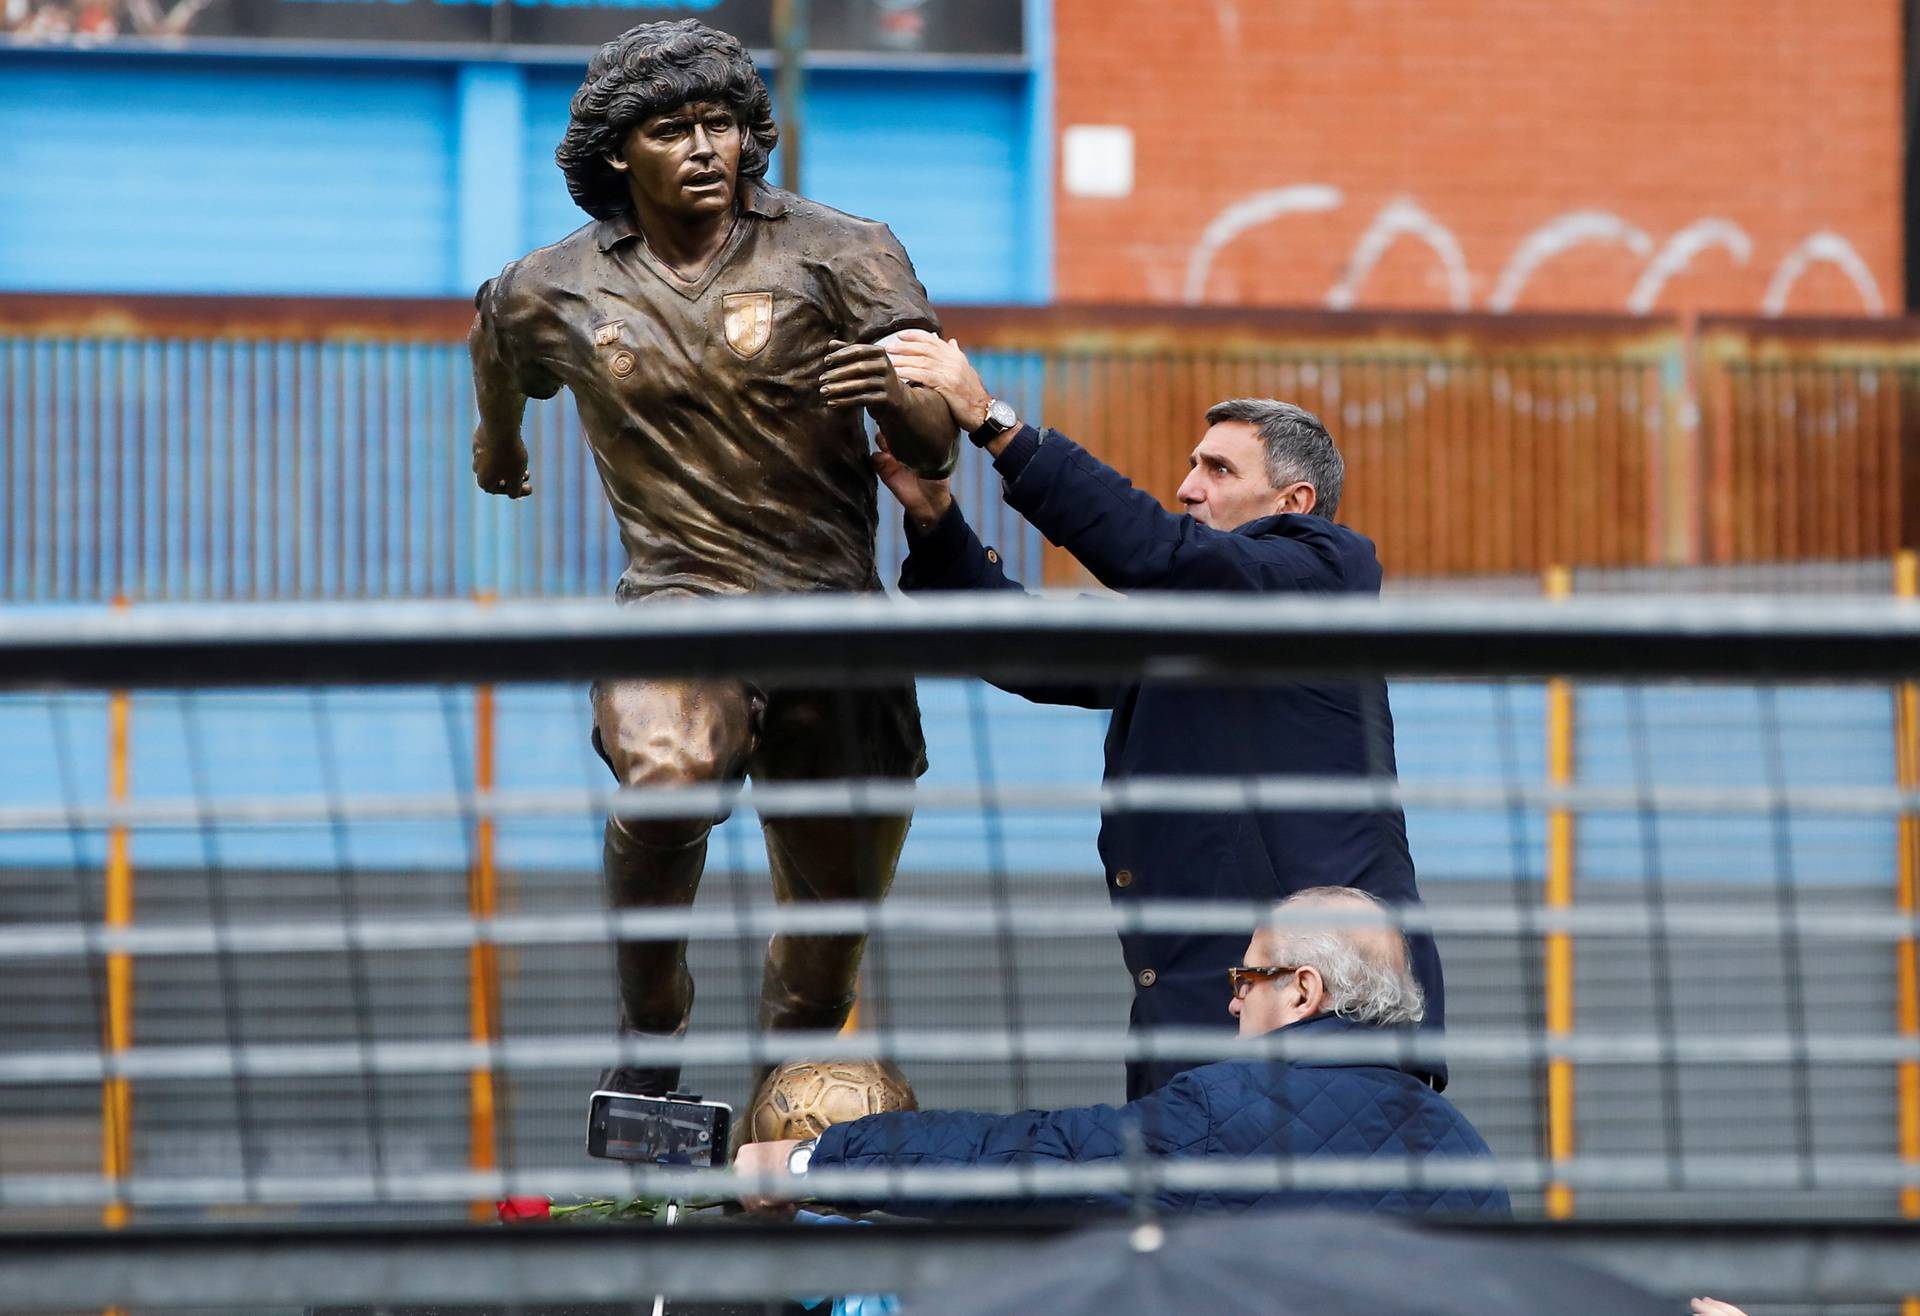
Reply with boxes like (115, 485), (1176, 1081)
(0, 593), (1917, 1313)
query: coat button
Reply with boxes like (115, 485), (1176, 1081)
(1113, 869), (1133, 888)
(1136, 968), (1157, 987)
(985, 548), (999, 564)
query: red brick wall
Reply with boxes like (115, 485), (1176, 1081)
(1053, 0), (1903, 316)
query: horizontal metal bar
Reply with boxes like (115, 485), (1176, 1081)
(6, 772), (1920, 833)
(5, 594), (1920, 690)
(0, 1025), (1911, 1087)
(5, 1154), (1920, 1216)
(0, 1219), (1917, 1310)
(0, 899), (1910, 962)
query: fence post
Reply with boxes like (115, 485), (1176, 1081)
(1659, 314), (1704, 566)
(467, 593), (502, 1220)
(1893, 552), (1920, 1308)
(101, 598), (133, 1316)
(1700, 322), (1738, 565)
(1543, 565), (1576, 1220)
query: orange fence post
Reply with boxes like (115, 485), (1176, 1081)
(468, 595), (503, 1220)
(1542, 566), (1577, 1220)
(1893, 551), (1920, 1316)
(102, 598), (133, 1316)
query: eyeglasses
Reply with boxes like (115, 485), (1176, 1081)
(1226, 964), (1298, 1000)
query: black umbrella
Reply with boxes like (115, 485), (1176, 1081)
(911, 1212), (1673, 1316)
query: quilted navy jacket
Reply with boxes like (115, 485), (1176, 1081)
(899, 425), (1445, 1098)
(812, 1013), (1506, 1219)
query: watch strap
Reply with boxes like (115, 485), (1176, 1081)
(969, 398), (1018, 447)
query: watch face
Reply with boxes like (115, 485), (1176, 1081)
(987, 399), (1017, 430)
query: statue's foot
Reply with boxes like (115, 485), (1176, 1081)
(597, 1022), (685, 1098)
(595, 1063), (680, 1098)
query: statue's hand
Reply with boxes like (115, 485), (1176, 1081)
(472, 433), (532, 498)
(819, 339), (909, 413)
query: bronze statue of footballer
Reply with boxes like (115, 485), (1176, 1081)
(469, 19), (957, 1098)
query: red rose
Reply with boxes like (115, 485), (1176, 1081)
(496, 1196), (552, 1223)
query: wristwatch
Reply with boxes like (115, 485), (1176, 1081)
(787, 1138), (817, 1176)
(969, 398), (1019, 447)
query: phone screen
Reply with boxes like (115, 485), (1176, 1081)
(588, 1093), (730, 1167)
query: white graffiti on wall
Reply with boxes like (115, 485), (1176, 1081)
(1486, 211), (1653, 312)
(1210, 0), (1241, 46)
(1181, 188), (1884, 316)
(1626, 219), (1752, 315)
(1182, 184), (1345, 304)
(1761, 231), (1886, 316)
(1327, 197), (1472, 312)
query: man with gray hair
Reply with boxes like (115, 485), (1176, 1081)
(737, 887), (1503, 1219)
(869, 333), (1445, 1099)
(1229, 887), (1427, 1037)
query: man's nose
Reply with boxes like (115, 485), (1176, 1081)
(689, 126), (716, 158)
(1227, 995), (1242, 1018)
(1176, 475), (1202, 505)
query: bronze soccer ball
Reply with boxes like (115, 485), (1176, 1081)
(742, 1059), (919, 1146)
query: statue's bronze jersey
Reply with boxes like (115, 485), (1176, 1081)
(471, 182), (940, 598)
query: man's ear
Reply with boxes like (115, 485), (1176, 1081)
(603, 153), (630, 174)
(1293, 964), (1329, 1015)
(1273, 481), (1317, 516)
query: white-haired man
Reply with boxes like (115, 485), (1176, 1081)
(736, 888), (1505, 1219)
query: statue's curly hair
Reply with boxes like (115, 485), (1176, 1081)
(555, 20), (779, 221)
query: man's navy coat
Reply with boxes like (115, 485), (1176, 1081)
(900, 426), (1444, 1096)
(813, 1013), (1503, 1218)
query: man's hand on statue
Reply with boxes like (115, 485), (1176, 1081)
(472, 436), (532, 499)
(872, 440), (953, 533)
(733, 1138), (803, 1217)
(883, 331), (993, 432)
(819, 339), (908, 413)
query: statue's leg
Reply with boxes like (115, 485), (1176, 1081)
(748, 683), (925, 1086)
(590, 676), (756, 1096)
(758, 811), (912, 1033)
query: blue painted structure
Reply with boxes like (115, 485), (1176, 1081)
(0, 45), (1045, 303)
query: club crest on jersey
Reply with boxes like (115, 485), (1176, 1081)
(721, 292), (773, 359)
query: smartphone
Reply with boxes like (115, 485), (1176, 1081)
(586, 1090), (733, 1167)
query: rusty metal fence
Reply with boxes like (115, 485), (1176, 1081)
(1, 296), (1914, 601)
(965, 307), (1688, 585)
(1698, 317), (1920, 566)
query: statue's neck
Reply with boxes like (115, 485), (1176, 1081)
(633, 203), (739, 284)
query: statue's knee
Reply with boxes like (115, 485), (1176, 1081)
(609, 728), (725, 786)
(603, 737), (733, 848)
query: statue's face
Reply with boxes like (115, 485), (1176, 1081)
(608, 98), (744, 223)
